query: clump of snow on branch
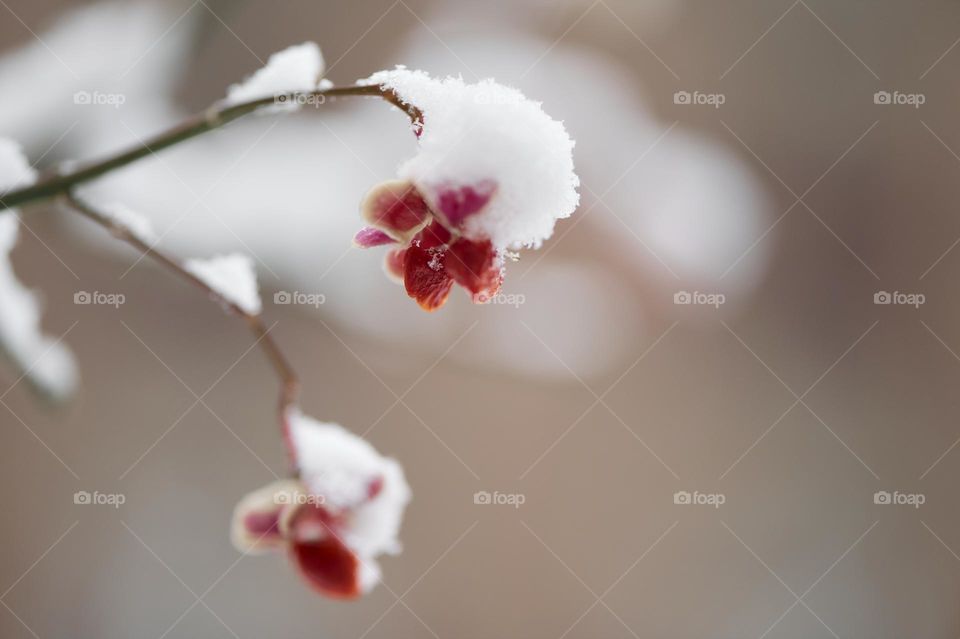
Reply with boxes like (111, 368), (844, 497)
(0, 139), (36, 190)
(0, 139), (77, 399)
(225, 42), (332, 109)
(98, 201), (156, 243)
(184, 253), (261, 315)
(361, 67), (579, 250)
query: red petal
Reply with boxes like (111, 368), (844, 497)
(414, 219), (452, 250)
(353, 227), (396, 248)
(403, 245), (454, 311)
(432, 181), (497, 229)
(290, 536), (361, 599)
(287, 504), (361, 598)
(445, 238), (502, 299)
(360, 180), (430, 242)
(383, 248), (406, 284)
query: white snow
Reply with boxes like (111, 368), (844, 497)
(98, 201), (156, 243)
(0, 1), (197, 150)
(288, 408), (411, 590)
(361, 67), (580, 250)
(225, 42), (331, 109)
(0, 138), (36, 192)
(0, 140), (78, 399)
(184, 253), (261, 315)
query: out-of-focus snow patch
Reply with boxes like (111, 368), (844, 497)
(184, 253), (261, 315)
(0, 140), (77, 399)
(97, 201), (156, 243)
(0, 138), (36, 192)
(598, 130), (771, 297)
(363, 68), (579, 250)
(226, 42), (331, 111)
(0, 1), (197, 154)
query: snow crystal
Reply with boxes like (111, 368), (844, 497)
(98, 201), (156, 243)
(288, 409), (411, 572)
(225, 42), (331, 109)
(361, 67), (580, 250)
(184, 253), (261, 315)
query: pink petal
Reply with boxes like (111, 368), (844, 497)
(353, 227), (397, 248)
(383, 248), (406, 284)
(360, 179), (431, 243)
(431, 181), (497, 229)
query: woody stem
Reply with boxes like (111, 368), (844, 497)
(62, 193), (302, 470)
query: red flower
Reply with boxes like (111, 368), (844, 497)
(232, 479), (368, 598)
(354, 179), (503, 311)
(231, 411), (410, 598)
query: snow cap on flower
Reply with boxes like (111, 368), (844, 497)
(361, 67), (579, 250)
(225, 41), (332, 109)
(231, 409), (410, 598)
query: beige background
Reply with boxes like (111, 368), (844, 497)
(3, 1), (960, 637)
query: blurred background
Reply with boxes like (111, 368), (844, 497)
(2, 0), (960, 637)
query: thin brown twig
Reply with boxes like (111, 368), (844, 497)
(62, 192), (303, 470)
